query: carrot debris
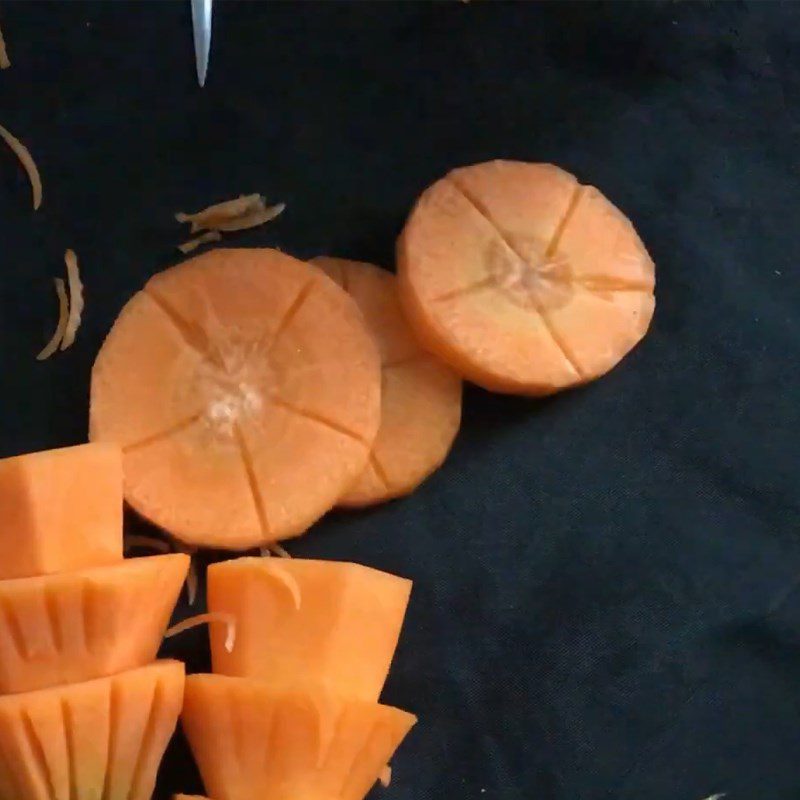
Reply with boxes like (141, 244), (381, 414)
(0, 22), (10, 69)
(123, 534), (173, 554)
(36, 278), (69, 361)
(186, 557), (199, 606)
(176, 193), (262, 232)
(260, 542), (291, 558)
(60, 249), (84, 350)
(178, 230), (222, 254)
(165, 612), (236, 653)
(0, 122), (42, 209)
(210, 202), (285, 232)
(379, 765), (392, 787)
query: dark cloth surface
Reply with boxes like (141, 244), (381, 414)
(1, 2), (799, 798)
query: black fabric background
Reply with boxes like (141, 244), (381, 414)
(1, 2), (799, 798)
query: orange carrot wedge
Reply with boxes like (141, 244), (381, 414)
(182, 674), (416, 800)
(0, 443), (123, 579)
(397, 160), (656, 395)
(89, 248), (381, 548)
(0, 554), (188, 694)
(313, 257), (462, 507)
(208, 557), (411, 702)
(0, 660), (184, 800)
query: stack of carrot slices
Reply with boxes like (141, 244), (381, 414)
(179, 556), (416, 800)
(89, 160), (654, 550)
(0, 443), (188, 800)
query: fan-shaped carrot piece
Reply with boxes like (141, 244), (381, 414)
(208, 557), (411, 703)
(0, 554), (188, 694)
(0, 660), (184, 800)
(89, 248), (381, 548)
(182, 674), (416, 800)
(313, 257), (462, 506)
(0, 443), (123, 580)
(397, 160), (656, 395)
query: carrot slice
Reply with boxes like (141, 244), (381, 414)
(314, 257), (462, 506)
(90, 248), (381, 548)
(0, 554), (188, 694)
(0, 122), (42, 209)
(208, 557), (411, 702)
(182, 674), (416, 800)
(36, 277), (68, 361)
(0, 660), (184, 800)
(0, 443), (123, 580)
(397, 160), (655, 395)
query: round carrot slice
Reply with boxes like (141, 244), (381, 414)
(90, 248), (381, 548)
(397, 160), (656, 395)
(313, 257), (462, 507)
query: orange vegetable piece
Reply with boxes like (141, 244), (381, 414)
(0, 554), (189, 694)
(312, 257), (462, 506)
(90, 248), (381, 548)
(397, 160), (656, 395)
(0, 660), (184, 800)
(0, 443), (123, 579)
(208, 557), (411, 702)
(182, 674), (416, 800)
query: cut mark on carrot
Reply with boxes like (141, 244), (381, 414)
(234, 423), (272, 540)
(124, 534), (173, 554)
(21, 712), (56, 800)
(165, 613), (236, 652)
(382, 353), (423, 370)
(0, 122), (42, 209)
(265, 278), (316, 355)
(101, 682), (119, 800)
(60, 249), (84, 351)
(537, 308), (584, 379)
(129, 680), (164, 800)
(575, 275), (653, 293)
(545, 184), (584, 258)
(433, 276), (495, 303)
(0, 23), (10, 69)
(62, 699), (77, 800)
(370, 452), (392, 490)
(145, 287), (221, 366)
(0, 596), (25, 660)
(271, 395), (370, 447)
(36, 277), (69, 361)
(121, 413), (203, 454)
(43, 586), (62, 652)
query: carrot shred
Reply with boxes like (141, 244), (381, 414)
(210, 202), (285, 232)
(260, 542), (291, 558)
(265, 563), (302, 610)
(176, 194), (263, 233)
(165, 612), (236, 652)
(379, 765), (392, 787)
(0, 23), (10, 69)
(123, 534), (172, 554)
(60, 249), (83, 350)
(0, 122), (42, 209)
(36, 278), (68, 361)
(186, 557), (198, 606)
(178, 230), (222, 254)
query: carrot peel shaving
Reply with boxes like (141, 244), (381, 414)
(60, 249), (83, 350)
(0, 122), (42, 209)
(164, 612), (236, 653)
(36, 278), (68, 361)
